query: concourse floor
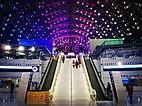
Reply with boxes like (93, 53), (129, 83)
(0, 59), (142, 106)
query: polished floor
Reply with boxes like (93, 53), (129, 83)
(0, 92), (142, 106)
(0, 59), (142, 106)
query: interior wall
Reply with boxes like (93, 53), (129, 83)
(90, 39), (123, 52)
(19, 39), (53, 54)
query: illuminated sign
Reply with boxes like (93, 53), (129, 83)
(0, 66), (39, 72)
(103, 64), (142, 71)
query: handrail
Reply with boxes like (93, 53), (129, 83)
(39, 58), (53, 90)
(89, 58), (106, 96)
(48, 56), (61, 101)
(82, 57), (96, 101)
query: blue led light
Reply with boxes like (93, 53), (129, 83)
(20, 15), (23, 18)
(10, 34), (13, 36)
(20, 30), (23, 33)
(0, 4), (3, 8)
(9, 14), (11, 17)
(16, 2), (19, 5)
(12, 29), (15, 32)
(37, 19), (40, 21)
(34, 11), (36, 14)
(5, 23), (7, 26)
(18, 35), (22, 37)
(2, 28), (5, 31)
(13, 7), (16, 9)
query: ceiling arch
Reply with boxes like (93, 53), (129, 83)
(0, 0), (142, 46)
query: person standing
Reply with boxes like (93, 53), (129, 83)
(72, 60), (75, 68)
(62, 56), (65, 63)
(10, 82), (15, 93)
(78, 60), (81, 68)
(75, 60), (78, 69)
(127, 84), (133, 104)
(35, 82), (38, 90)
(106, 82), (111, 100)
(107, 82), (111, 91)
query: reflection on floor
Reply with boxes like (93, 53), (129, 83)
(0, 92), (142, 106)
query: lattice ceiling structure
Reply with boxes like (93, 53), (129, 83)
(0, 0), (142, 53)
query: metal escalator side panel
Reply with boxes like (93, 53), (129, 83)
(89, 58), (107, 97)
(84, 59), (95, 88)
(84, 57), (107, 100)
(82, 57), (97, 101)
(39, 58), (53, 90)
(41, 58), (58, 91)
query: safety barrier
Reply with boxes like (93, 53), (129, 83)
(27, 91), (49, 104)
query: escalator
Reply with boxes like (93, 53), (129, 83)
(39, 57), (58, 91)
(84, 57), (108, 100)
(25, 57), (59, 103)
(52, 58), (91, 105)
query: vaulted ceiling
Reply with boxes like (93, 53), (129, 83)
(0, 0), (142, 44)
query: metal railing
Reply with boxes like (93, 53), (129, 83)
(82, 57), (97, 101)
(39, 58), (53, 90)
(48, 56), (61, 101)
(89, 58), (106, 96)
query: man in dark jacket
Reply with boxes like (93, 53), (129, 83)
(127, 84), (133, 104)
(10, 82), (15, 93)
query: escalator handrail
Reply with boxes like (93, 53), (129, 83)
(39, 58), (53, 90)
(82, 57), (97, 101)
(89, 58), (106, 96)
(48, 56), (61, 101)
